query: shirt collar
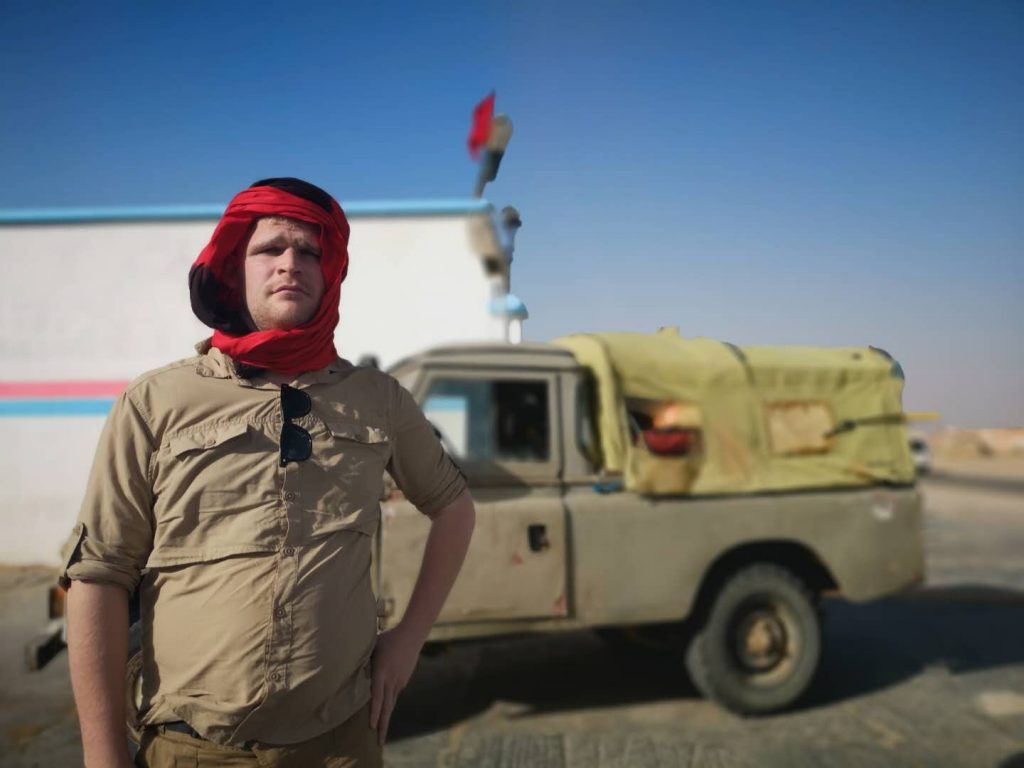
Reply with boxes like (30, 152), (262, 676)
(194, 338), (350, 389)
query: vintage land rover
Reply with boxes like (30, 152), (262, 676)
(378, 328), (925, 714)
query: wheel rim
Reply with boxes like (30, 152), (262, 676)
(729, 599), (800, 685)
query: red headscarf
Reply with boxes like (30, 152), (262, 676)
(189, 185), (350, 375)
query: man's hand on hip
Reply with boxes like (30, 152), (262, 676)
(369, 624), (424, 745)
(369, 490), (476, 746)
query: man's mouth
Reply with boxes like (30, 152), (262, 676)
(274, 285), (307, 296)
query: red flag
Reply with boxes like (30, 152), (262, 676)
(467, 91), (495, 160)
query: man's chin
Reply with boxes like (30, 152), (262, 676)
(254, 311), (315, 332)
(275, 316), (310, 331)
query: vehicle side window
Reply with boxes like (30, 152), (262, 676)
(423, 378), (550, 463)
(576, 374), (600, 469)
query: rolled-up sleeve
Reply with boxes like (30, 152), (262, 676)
(59, 391), (156, 592)
(386, 380), (468, 517)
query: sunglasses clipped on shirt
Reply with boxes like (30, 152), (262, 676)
(279, 384), (313, 466)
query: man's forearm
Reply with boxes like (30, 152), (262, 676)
(400, 489), (476, 642)
(370, 489), (475, 743)
(67, 580), (132, 768)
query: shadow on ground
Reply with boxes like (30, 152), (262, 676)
(803, 585), (1024, 710)
(390, 584), (1024, 741)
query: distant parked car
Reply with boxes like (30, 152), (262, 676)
(909, 436), (931, 475)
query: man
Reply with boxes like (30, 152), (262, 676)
(61, 178), (476, 767)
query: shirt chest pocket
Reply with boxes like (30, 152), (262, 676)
(308, 420), (391, 536)
(156, 423), (276, 532)
(152, 421), (282, 557)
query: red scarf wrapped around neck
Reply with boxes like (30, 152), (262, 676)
(189, 186), (350, 375)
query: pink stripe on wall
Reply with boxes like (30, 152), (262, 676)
(0, 381), (130, 398)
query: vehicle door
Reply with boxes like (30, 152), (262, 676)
(378, 367), (568, 625)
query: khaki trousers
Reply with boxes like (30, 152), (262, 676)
(134, 704), (382, 768)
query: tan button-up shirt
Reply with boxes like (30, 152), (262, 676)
(60, 343), (466, 746)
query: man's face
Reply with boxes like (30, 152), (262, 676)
(241, 216), (326, 331)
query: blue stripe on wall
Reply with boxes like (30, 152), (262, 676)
(0, 399), (114, 417)
(0, 199), (493, 225)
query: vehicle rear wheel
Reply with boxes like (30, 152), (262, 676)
(684, 562), (821, 715)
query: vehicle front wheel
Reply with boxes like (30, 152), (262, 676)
(684, 562), (821, 715)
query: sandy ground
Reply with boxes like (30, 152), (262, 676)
(2, 462), (1022, 767)
(0, 566), (80, 767)
(931, 455), (1024, 481)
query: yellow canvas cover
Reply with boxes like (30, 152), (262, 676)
(554, 329), (915, 495)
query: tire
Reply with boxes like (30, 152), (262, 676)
(684, 562), (821, 715)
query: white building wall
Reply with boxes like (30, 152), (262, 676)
(0, 206), (512, 564)
(340, 215), (507, 366)
(3, 418), (101, 564)
(1, 221), (211, 380)
(0, 212), (506, 379)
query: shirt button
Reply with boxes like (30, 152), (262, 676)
(284, 491), (297, 501)
(270, 671), (281, 682)
(275, 607), (286, 618)
(203, 439), (215, 448)
(282, 547), (294, 557)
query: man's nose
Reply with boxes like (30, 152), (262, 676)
(277, 248), (303, 273)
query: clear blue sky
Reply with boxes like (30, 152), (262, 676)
(1, 2), (1021, 427)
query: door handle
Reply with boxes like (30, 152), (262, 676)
(528, 524), (550, 552)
